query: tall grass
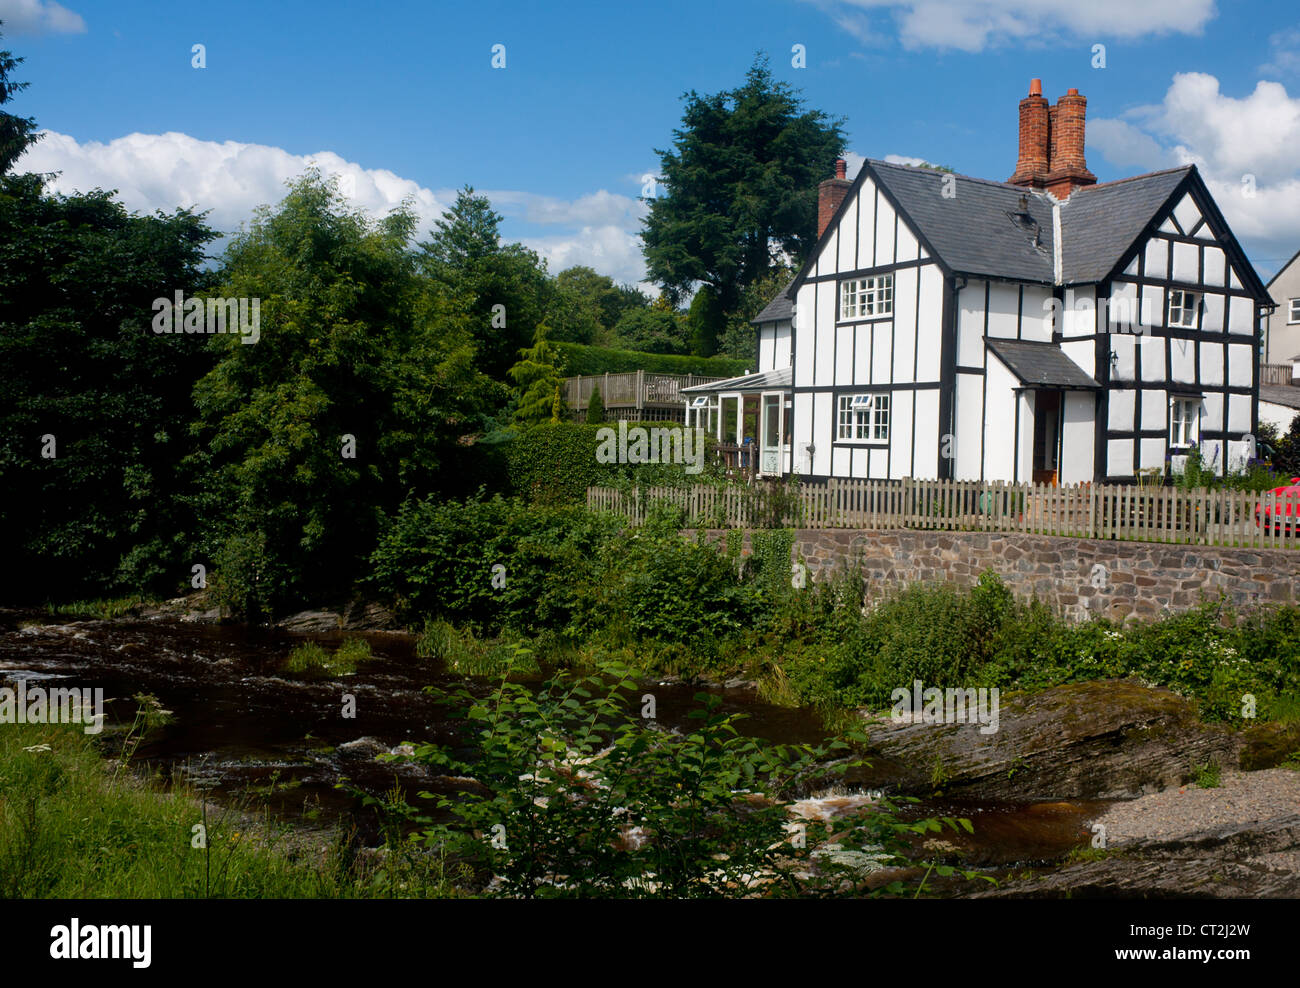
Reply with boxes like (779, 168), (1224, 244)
(0, 718), (462, 898)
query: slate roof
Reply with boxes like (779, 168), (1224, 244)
(681, 366), (792, 393)
(763, 158), (1265, 328)
(868, 160), (1056, 284)
(1057, 167), (1192, 283)
(985, 339), (1100, 389)
(1260, 385), (1300, 410)
(751, 281), (795, 324)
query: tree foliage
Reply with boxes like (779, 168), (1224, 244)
(418, 186), (549, 379)
(0, 172), (217, 601)
(0, 27), (40, 175)
(189, 171), (502, 617)
(640, 55), (845, 313)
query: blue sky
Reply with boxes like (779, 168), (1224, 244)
(8, 0), (1300, 286)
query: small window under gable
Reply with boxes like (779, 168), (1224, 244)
(839, 275), (893, 320)
(1289, 298), (1300, 324)
(1168, 289), (1199, 328)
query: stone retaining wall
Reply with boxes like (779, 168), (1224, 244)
(689, 529), (1300, 622)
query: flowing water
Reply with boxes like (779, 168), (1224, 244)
(0, 613), (1110, 879)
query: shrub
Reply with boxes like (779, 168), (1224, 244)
(398, 665), (980, 897)
(586, 384), (604, 424)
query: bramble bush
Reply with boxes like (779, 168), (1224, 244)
(378, 664), (982, 898)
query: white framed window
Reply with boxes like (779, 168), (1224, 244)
(839, 274), (893, 320)
(1168, 289), (1198, 328)
(1289, 298), (1300, 324)
(838, 394), (890, 442)
(1170, 397), (1199, 447)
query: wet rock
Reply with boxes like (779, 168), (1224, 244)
(337, 737), (390, 761)
(341, 600), (398, 631)
(278, 610), (343, 633)
(971, 814), (1300, 898)
(857, 680), (1242, 800)
(141, 592), (226, 624)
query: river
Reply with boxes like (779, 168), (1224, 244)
(0, 613), (1110, 884)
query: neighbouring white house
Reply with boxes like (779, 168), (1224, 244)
(1259, 385), (1300, 434)
(685, 79), (1274, 484)
(1262, 247), (1300, 370)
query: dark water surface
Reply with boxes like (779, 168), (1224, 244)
(0, 614), (1107, 871)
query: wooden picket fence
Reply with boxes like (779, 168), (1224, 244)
(586, 478), (1300, 549)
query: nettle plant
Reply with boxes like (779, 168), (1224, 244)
(381, 661), (983, 898)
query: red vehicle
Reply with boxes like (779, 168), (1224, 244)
(1255, 478), (1300, 535)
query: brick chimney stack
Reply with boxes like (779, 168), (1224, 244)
(1045, 87), (1096, 198)
(1009, 78), (1050, 188)
(818, 158), (851, 238)
(1009, 81), (1097, 199)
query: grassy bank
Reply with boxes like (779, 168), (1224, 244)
(368, 497), (1300, 726)
(0, 717), (464, 898)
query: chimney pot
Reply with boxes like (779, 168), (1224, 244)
(1066, 87), (1079, 96)
(1029, 78), (1042, 96)
(835, 158), (847, 180)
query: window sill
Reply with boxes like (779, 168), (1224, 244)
(836, 315), (894, 326)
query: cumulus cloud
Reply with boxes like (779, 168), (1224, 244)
(0, 0), (85, 35)
(20, 129), (446, 237)
(525, 224), (650, 289)
(802, 0), (1215, 52)
(15, 128), (653, 284)
(1091, 73), (1300, 279)
(489, 188), (645, 229)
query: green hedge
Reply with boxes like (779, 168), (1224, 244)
(505, 421), (724, 506)
(508, 423), (607, 506)
(553, 342), (748, 378)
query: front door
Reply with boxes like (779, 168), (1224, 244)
(760, 392), (786, 476)
(1032, 390), (1061, 485)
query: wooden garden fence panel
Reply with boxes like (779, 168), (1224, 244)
(585, 480), (1299, 550)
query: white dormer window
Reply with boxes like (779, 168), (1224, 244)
(1168, 290), (1198, 328)
(840, 275), (893, 320)
(1289, 298), (1300, 324)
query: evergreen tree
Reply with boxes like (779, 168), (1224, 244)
(641, 54), (844, 314)
(0, 27), (41, 175)
(586, 384), (605, 424)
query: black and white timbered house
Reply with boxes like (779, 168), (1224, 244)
(685, 79), (1274, 484)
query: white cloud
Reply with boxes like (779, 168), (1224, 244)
(19, 129), (447, 240)
(1260, 27), (1300, 79)
(803, 0), (1215, 52)
(489, 188), (645, 228)
(1091, 73), (1300, 279)
(883, 153), (930, 167)
(1087, 118), (1169, 171)
(15, 128), (653, 284)
(525, 224), (650, 290)
(0, 0), (85, 35)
